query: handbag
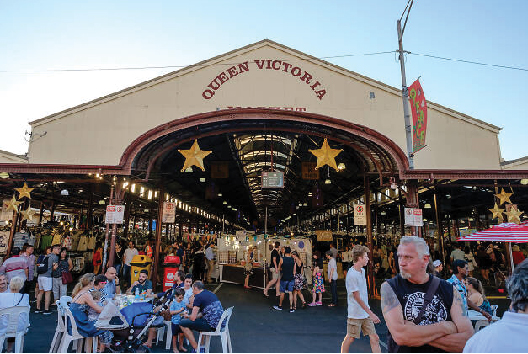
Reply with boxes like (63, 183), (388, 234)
(62, 271), (73, 284)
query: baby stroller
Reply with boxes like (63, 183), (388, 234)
(105, 293), (173, 353)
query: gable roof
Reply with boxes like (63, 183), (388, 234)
(0, 149), (28, 163)
(29, 39), (500, 133)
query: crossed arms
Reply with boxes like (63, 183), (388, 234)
(381, 282), (473, 352)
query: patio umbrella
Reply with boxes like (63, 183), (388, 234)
(458, 222), (528, 273)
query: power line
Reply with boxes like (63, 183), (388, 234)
(408, 52), (528, 72)
(0, 50), (526, 73)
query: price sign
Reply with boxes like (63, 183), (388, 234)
(405, 208), (424, 226)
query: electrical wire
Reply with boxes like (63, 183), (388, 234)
(409, 52), (528, 72)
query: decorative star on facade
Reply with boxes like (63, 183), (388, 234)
(178, 140), (212, 172)
(15, 182), (34, 199)
(21, 207), (36, 222)
(489, 203), (504, 222)
(6, 195), (22, 213)
(505, 205), (524, 224)
(309, 138), (343, 171)
(495, 188), (513, 205)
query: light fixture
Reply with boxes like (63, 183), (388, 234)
(0, 172), (9, 179)
(131, 184), (136, 193)
(303, 203), (307, 207)
(223, 201), (227, 205)
(424, 203), (432, 209)
(60, 189), (69, 196)
(200, 178), (206, 183)
(218, 193), (222, 197)
(337, 162), (346, 171)
(227, 205), (231, 209)
(325, 179), (331, 184)
(521, 179), (528, 185)
(98, 200), (105, 205)
(380, 211), (387, 215)
(184, 167), (193, 173)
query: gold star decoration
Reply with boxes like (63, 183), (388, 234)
(489, 203), (505, 222)
(504, 205), (524, 224)
(309, 138), (343, 171)
(15, 182), (34, 199)
(5, 195), (22, 213)
(21, 207), (36, 222)
(178, 140), (212, 172)
(495, 188), (513, 205)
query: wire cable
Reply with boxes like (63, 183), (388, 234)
(409, 52), (528, 72)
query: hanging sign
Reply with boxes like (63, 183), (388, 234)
(301, 162), (319, 180)
(408, 79), (428, 153)
(162, 202), (176, 223)
(1, 199), (13, 221)
(404, 208), (424, 226)
(354, 204), (367, 225)
(105, 205), (125, 224)
(316, 230), (333, 241)
(261, 171), (284, 188)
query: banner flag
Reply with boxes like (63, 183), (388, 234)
(408, 79), (428, 153)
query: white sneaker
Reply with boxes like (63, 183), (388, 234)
(273, 305), (282, 311)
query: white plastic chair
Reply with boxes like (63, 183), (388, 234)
(197, 306), (234, 353)
(155, 320), (174, 350)
(58, 307), (98, 353)
(474, 304), (500, 331)
(0, 305), (30, 353)
(49, 297), (73, 352)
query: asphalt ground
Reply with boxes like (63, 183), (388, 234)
(21, 280), (512, 353)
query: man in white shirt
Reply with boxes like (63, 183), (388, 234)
(464, 259), (528, 353)
(326, 251), (339, 307)
(341, 245), (380, 353)
(123, 241), (138, 287)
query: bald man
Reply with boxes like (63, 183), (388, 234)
(101, 267), (121, 302)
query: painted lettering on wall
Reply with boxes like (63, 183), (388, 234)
(224, 106), (307, 112)
(202, 60), (327, 100)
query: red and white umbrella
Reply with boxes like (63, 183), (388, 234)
(458, 222), (528, 272)
(457, 222), (528, 243)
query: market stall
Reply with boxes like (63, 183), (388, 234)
(216, 232), (313, 288)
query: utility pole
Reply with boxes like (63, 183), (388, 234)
(397, 0), (415, 170)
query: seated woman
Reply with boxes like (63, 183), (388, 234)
(0, 277), (30, 352)
(466, 277), (493, 315)
(70, 273), (112, 352)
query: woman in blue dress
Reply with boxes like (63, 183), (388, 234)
(70, 273), (113, 352)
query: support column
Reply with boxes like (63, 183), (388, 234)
(38, 201), (45, 226)
(102, 185), (115, 273)
(406, 180), (421, 237)
(152, 188), (164, 289)
(364, 175), (375, 297)
(433, 184), (445, 262)
(5, 208), (20, 259)
(87, 185), (93, 230)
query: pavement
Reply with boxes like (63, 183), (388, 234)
(21, 280), (513, 353)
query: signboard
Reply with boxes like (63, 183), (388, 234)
(105, 205), (125, 224)
(354, 204), (367, 225)
(408, 79), (428, 153)
(261, 171), (284, 188)
(1, 199), (13, 221)
(316, 230), (333, 242)
(301, 162), (319, 180)
(404, 208), (424, 226)
(211, 162), (229, 179)
(162, 202), (176, 223)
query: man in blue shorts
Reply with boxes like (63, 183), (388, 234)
(179, 281), (224, 352)
(273, 247), (295, 313)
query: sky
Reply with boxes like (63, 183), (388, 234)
(0, 0), (527, 161)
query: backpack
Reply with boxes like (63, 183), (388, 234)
(36, 256), (49, 274)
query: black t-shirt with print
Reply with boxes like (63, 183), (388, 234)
(386, 274), (454, 353)
(270, 249), (280, 269)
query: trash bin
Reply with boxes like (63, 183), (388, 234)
(162, 255), (181, 291)
(130, 255), (152, 284)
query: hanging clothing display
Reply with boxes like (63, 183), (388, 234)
(51, 232), (62, 246)
(62, 235), (72, 250)
(39, 234), (52, 251)
(77, 235), (89, 252)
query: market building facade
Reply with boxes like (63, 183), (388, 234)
(1, 39), (527, 289)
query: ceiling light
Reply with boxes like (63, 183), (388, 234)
(60, 189), (69, 196)
(380, 211), (386, 215)
(0, 172), (9, 179)
(521, 179), (528, 185)
(200, 178), (206, 183)
(223, 201), (227, 205)
(424, 203), (432, 209)
(337, 163), (346, 171)
(98, 200), (105, 205)
(184, 167), (193, 173)
(218, 193), (222, 197)
(325, 179), (331, 184)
